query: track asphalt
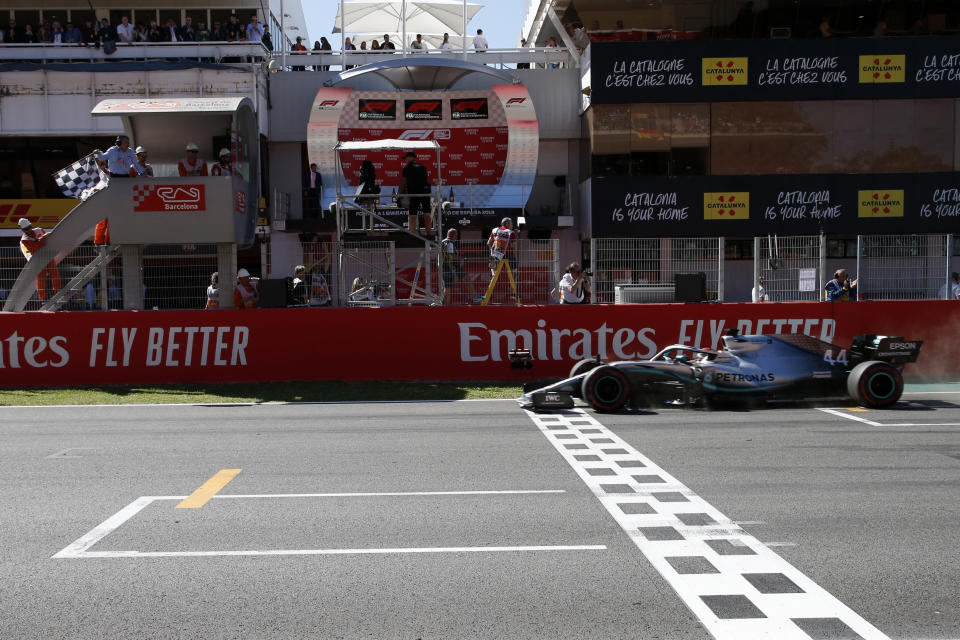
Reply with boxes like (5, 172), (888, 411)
(1, 391), (958, 639)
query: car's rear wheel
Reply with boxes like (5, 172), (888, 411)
(847, 360), (903, 408)
(581, 365), (632, 412)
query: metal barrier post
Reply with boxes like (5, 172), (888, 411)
(818, 233), (826, 297)
(752, 236), (760, 301)
(717, 237), (725, 302)
(946, 234), (954, 299)
(856, 235), (863, 300)
(121, 245), (144, 310)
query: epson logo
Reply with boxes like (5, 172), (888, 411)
(888, 342), (916, 349)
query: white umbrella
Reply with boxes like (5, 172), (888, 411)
(333, 0), (484, 51)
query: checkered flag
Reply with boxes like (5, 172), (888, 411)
(53, 152), (109, 201)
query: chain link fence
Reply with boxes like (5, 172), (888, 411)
(451, 239), (560, 306)
(142, 244), (218, 310)
(857, 234), (952, 301)
(753, 235), (824, 302)
(591, 238), (724, 304)
(340, 241), (396, 307)
(0, 243), (124, 311)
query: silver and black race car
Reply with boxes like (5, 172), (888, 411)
(519, 331), (922, 413)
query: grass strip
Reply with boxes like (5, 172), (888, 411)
(0, 382), (524, 406)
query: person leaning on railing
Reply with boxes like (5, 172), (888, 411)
(824, 269), (857, 301)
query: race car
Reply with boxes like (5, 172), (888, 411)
(519, 331), (922, 413)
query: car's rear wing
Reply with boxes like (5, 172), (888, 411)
(850, 335), (922, 365)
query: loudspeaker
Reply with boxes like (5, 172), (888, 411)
(259, 278), (289, 308)
(675, 272), (706, 303)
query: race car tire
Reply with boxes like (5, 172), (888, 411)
(581, 365), (632, 412)
(847, 360), (903, 408)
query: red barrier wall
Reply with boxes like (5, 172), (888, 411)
(0, 301), (955, 388)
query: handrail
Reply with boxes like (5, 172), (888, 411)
(285, 48), (575, 70)
(0, 41), (270, 63)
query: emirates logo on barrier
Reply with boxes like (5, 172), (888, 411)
(133, 184), (206, 212)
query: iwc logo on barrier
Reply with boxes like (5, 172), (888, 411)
(133, 185), (206, 212)
(704, 192), (750, 219)
(858, 55), (906, 83)
(858, 190), (904, 217)
(702, 58), (749, 85)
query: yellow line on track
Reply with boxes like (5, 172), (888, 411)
(176, 469), (242, 509)
(846, 407), (870, 412)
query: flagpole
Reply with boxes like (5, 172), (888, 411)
(462, 0), (467, 61)
(340, 0), (346, 62)
(402, 0), (407, 56)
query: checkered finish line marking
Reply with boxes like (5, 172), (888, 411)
(524, 409), (889, 640)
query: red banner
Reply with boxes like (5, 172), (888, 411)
(0, 302), (955, 388)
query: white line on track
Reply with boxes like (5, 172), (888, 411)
(525, 408), (890, 640)
(0, 398), (517, 410)
(817, 408), (960, 427)
(210, 489), (567, 499)
(64, 545), (607, 559)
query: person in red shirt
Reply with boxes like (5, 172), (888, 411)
(233, 268), (259, 308)
(291, 36), (307, 71)
(178, 142), (208, 176)
(18, 217), (62, 301)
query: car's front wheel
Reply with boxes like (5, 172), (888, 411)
(581, 365), (632, 412)
(847, 360), (903, 408)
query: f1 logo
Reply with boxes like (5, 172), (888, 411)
(406, 101), (441, 113)
(360, 101), (394, 112)
(506, 97), (526, 105)
(454, 100), (486, 111)
(318, 100), (340, 108)
(398, 129), (451, 140)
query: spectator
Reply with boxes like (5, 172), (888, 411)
(262, 30), (273, 51)
(400, 151), (431, 234)
(178, 142), (208, 176)
(147, 20), (162, 42)
(289, 265), (308, 306)
(439, 32), (454, 52)
(546, 36), (561, 68)
(751, 276), (768, 302)
(225, 14), (242, 41)
(65, 22), (82, 44)
(84, 282), (96, 310)
(558, 262), (590, 304)
(211, 20), (224, 41)
(350, 276), (375, 302)
(50, 22), (64, 45)
(319, 36), (332, 70)
(344, 36), (356, 69)
(234, 268), (259, 308)
(5, 19), (19, 43)
(97, 18), (115, 44)
(81, 19), (97, 45)
(411, 33), (426, 50)
(309, 269), (332, 306)
(180, 16), (196, 41)
(246, 14), (263, 43)
(572, 22), (590, 51)
(22, 24), (36, 44)
(134, 23), (147, 42)
(939, 272), (960, 299)
(116, 16), (135, 44)
(441, 228), (481, 305)
(210, 148), (233, 176)
(487, 217), (517, 277)
(873, 20), (887, 37)
(304, 162), (322, 217)
(472, 28), (488, 51)
(195, 22), (211, 41)
(516, 38), (530, 68)
(359, 40), (367, 51)
(98, 135), (143, 178)
(162, 18), (181, 42)
(825, 269), (857, 301)
(819, 16), (833, 37)
(371, 39), (380, 50)
(37, 24), (50, 44)
(205, 272), (219, 309)
(129, 146), (154, 177)
(357, 160), (379, 205)
(291, 36), (307, 71)
(18, 217), (61, 302)
(381, 34), (395, 50)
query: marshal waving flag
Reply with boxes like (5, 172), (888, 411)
(53, 152), (109, 201)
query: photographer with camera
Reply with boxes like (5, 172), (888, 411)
(825, 268), (858, 302)
(559, 262), (591, 304)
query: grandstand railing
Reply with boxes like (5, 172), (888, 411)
(287, 47), (575, 71)
(0, 42), (269, 63)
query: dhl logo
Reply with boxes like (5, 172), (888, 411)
(858, 55), (906, 83)
(0, 201), (73, 229)
(858, 190), (904, 217)
(704, 192), (750, 220)
(702, 58), (749, 85)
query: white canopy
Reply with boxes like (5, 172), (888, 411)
(332, 1), (483, 42)
(335, 139), (440, 151)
